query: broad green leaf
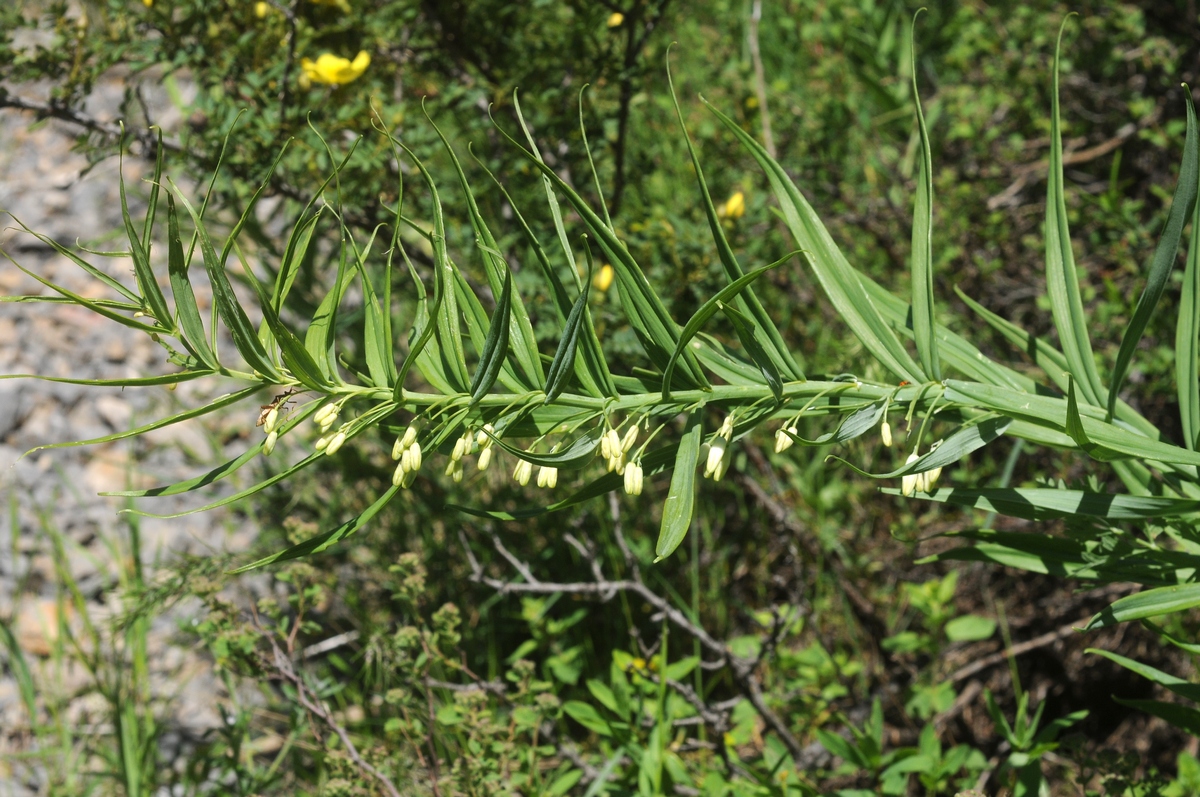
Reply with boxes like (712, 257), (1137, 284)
(586, 680), (625, 719)
(662, 256), (797, 402)
(666, 53), (803, 381)
(1086, 584), (1200, 630)
(1110, 91), (1198, 420)
(118, 145), (173, 330)
(705, 99), (924, 384)
(655, 414), (701, 561)
(887, 486), (1200, 521)
(1045, 20), (1106, 407)
(231, 485), (401, 572)
(1088, 649), (1200, 702)
(469, 269), (513, 403)
(909, 16), (940, 382)
(562, 700), (613, 737)
(166, 195), (217, 369)
(168, 180), (282, 382)
(944, 615), (996, 642)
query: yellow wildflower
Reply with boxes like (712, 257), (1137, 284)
(255, 1), (270, 17)
(718, 190), (746, 220)
(607, 12), (624, 27)
(143, 0), (153, 7)
(299, 51), (371, 89)
(593, 264), (614, 292)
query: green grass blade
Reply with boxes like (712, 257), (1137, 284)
(141, 128), (165, 252)
(118, 145), (173, 331)
(1088, 649), (1200, 703)
(662, 256), (797, 402)
(1180, 119), (1200, 450)
(909, 15), (940, 382)
(231, 485), (401, 572)
(1112, 699), (1200, 736)
(1086, 584), (1200, 629)
(655, 413), (702, 561)
(469, 269), (513, 403)
(1045, 19), (1106, 407)
(0, 617), (36, 720)
(1110, 91), (1199, 421)
(705, 99), (924, 384)
(166, 194), (218, 369)
(168, 179), (282, 382)
(666, 53), (803, 381)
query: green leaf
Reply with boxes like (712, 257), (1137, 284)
(1180, 113), (1200, 450)
(722, 302), (783, 403)
(168, 179), (282, 382)
(231, 485), (401, 572)
(1045, 20), (1106, 407)
(909, 15), (940, 382)
(0, 371), (209, 388)
(815, 729), (869, 769)
(563, 700), (613, 737)
(543, 251), (594, 403)
(469, 268), (513, 403)
(1112, 698), (1200, 736)
(662, 256), (797, 402)
(1066, 376), (1125, 461)
(484, 425), (602, 470)
(118, 143), (173, 330)
(665, 53), (803, 381)
(784, 399), (885, 446)
(1088, 649), (1200, 702)
(586, 680), (624, 719)
(886, 486), (1200, 521)
(655, 413), (701, 561)
(944, 614), (996, 642)
(166, 195), (218, 369)
(1110, 91), (1198, 420)
(1086, 584), (1200, 630)
(956, 286), (1070, 391)
(833, 416), (1012, 479)
(705, 99), (924, 384)
(3, 214), (140, 303)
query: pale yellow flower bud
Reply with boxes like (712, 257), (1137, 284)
(402, 442), (422, 473)
(623, 462), (643, 496)
(477, 424), (495, 449)
(315, 434), (331, 451)
(262, 430), (278, 456)
(536, 466), (558, 489)
(704, 438), (727, 479)
(392, 461), (407, 487)
(621, 425), (639, 453)
(324, 431), (346, 456)
(881, 421), (893, 448)
(477, 447), (493, 472)
(718, 415), (734, 439)
(263, 407), (280, 435)
(774, 428), (794, 454)
(901, 452), (920, 497)
(451, 461), (464, 483)
(513, 459), (533, 486)
(713, 443), (733, 481)
(452, 435), (468, 462)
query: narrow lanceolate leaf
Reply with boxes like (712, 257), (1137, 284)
(909, 17), (940, 382)
(1, 252), (162, 334)
(0, 371), (209, 388)
(453, 268), (525, 393)
(885, 487), (1200, 521)
(543, 251), (594, 403)
(166, 195), (217, 370)
(483, 426), (602, 470)
(833, 416), (1012, 479)
(231, 485), (402, 572)
(1112, 699), (1200, 737)
(666, 56), (803, 381)
(956, 286), (1070, 392)
(1179, 106), (1200, 449)
(2, 216), (140, 303)
(662, 256), (798, 402)
(705, 100), (924, 384)
(1066, 376), (1125, 461)
(1085, 584), (1200, 629)
(721, 302), (783, 403)
(274, 210), (322, 311)
(428, 113), (543, 388)
(1087, 650), (1200, 703)
(469, 268), (513, 403)
(141, 128), (165, 252)
(118, 147), (173, 331)
(784, 400), (886, 446)
(1111, 91), (1199, 420)
(168, 180), (282, 382)
(1045, 21), (1106, 407)
(656, 414), (702, 562)
(305, 246), (350, 384)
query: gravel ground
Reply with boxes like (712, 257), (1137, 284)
(0, 81), (266, 793)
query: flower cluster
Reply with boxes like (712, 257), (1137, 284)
(312, 403), (348, 456)
(900, 442), (943, 496)
(391, 425), (423, 488)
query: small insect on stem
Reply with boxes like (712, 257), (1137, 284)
(257, 388), (300, 427)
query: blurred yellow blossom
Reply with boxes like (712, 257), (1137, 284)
(254, 1), (270, 17)
(592, 264), (614, 292)
(143, 0), (153, 6)
(718, 190), (745, 220)
(607, 12), (624, 27)
(299, 51), (370, 88)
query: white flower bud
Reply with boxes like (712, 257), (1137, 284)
(600, 432), (612, 460)
(314, 404), (338, 427)
(881, 421), (893, 448)
(324, 431), (346, 456)
(402, 442), (422, 473)
(713, 443), (733, 481)
(924, 466), (942, 492)
(315, 434), (331, 451)
(621, 425), (638, 453)
(452, 435), (468, 462)
(477, 446), (493, 472)
(623, 462), (643, 496)
(774, 428), (794, 454)
(262, 430), (278, 456)
(445, 460), (459, 477)
(392, 461), (407, 487)
(263, 407), (279, 435)
(451, 461), (464, 482)
(513, 459), (533, 486)
(901, 452), (920, 497)
(537, 466), (558, 489)
(393, 425), (418, 459)
(704, 438), (727, 479)
(477, 424), (495, 449)
(718, 415), (734, 439)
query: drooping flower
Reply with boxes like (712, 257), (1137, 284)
(536, 466), (558, 489)
(299, 51), (371, 89)
(593, 264), (614, 292)
(623, 462), (643, 496)
(881, 421), (893, 448)
(901, 452), (921, 497)
(513, 459), (533, 486)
